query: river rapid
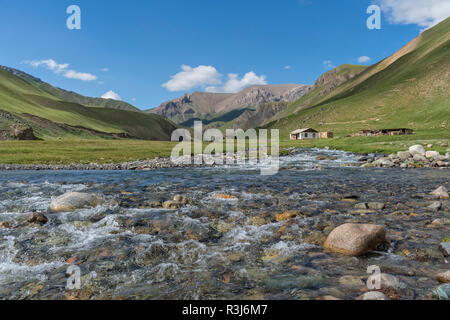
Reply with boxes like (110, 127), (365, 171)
(0, 149), (449, 300)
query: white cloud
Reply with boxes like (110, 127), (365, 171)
(163, 65), (267, 93)
(28, 59), (68, 73)
(24, 59), (97, 82)
(101, 90), (121, 101)
(64, 70), (97, 81)
(284, 65), (292, 70)
(377, 0), (450, 29)
(220, 72), (267, 93)
(162, 65), (221, 92)
(100, 68), (109, 72)
(358, 56), (372, 63)
(323, 60), (336, 69)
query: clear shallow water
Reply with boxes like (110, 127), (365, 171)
(0, 149), (449, 300)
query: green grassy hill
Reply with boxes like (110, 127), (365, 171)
(0, 68), (178, 140)
(265, 18), (450, 142)
(0, 66), (140, 112)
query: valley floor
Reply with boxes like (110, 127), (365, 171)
(0, 130), (448, 165)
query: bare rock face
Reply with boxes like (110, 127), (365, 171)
(50, 192), (104, 212)
(324, 223), (387, 256)
(13, 126), (36, 140)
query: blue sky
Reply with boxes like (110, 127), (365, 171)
(1, 0), (448, 109)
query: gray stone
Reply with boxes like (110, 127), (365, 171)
(372, 158), (394, 167)
(413, 154), (427, 162)
(359, 291), (387, 300)
(354, 203), (368, 210)
(50, 192), (104, 212)
(367, 273), (407, 292)
(432, 284), (450, 300)
(431, 186), (449, 199)
(426, 151), (440, 158)
(397, 151), (412, 160)
(367, 202), (386, 210)
(439, 242), (450, 257)
(409, 145), (426, 156)
(427, 201), (442, 212)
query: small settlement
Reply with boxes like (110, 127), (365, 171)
(290, 128), (333, 140)
(352, 128), (414, 137)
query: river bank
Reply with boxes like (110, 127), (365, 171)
(0, 145), (449, 171)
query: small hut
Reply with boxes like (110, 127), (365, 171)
(319, 132), (334, 139)
(290, 128), (319, 140)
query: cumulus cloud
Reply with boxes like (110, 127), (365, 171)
(28, 59), (68, 73)
(163, 65), (267, 93)
(64, 70), (97, 81)
(377, 0), (450, 29)
(101, 90), (121, 101)
(358, 56), (372, 63)
(24, 59), (97, 82)
(162, 65), (221, 92)
(220, 72), (267, 93)
(323, 60), (336, 69)
(284, 65), (292, 70)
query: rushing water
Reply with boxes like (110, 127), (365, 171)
(0, 149), (449, 300)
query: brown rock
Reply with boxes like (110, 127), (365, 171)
(27, 212), (48, 225)
(316, 296), (341, 300)
(162, 200), (179, 210)
(324, 223), (387, 256)
(215, 193), (238, 200)
(0, 221), (11, 229)
(275, 210), (300, 222)
(437, 270), (450, 283)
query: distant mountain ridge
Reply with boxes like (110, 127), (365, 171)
(0, 65), (140, 112)
(148, 84), (312, 128)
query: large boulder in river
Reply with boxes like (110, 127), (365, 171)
(50, 192), (104, 212)
(409, 145), (426, 156)
(324, 223), (386, 256)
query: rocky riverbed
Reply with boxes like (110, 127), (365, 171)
(357, 145), (450, 169)
(0, 149), (449, 300)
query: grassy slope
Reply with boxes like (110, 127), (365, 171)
(0, 68), (178, 140)
(0, 66), (140, 112)
(266, 18), (450, 148)
(272, 64), (368, 120)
